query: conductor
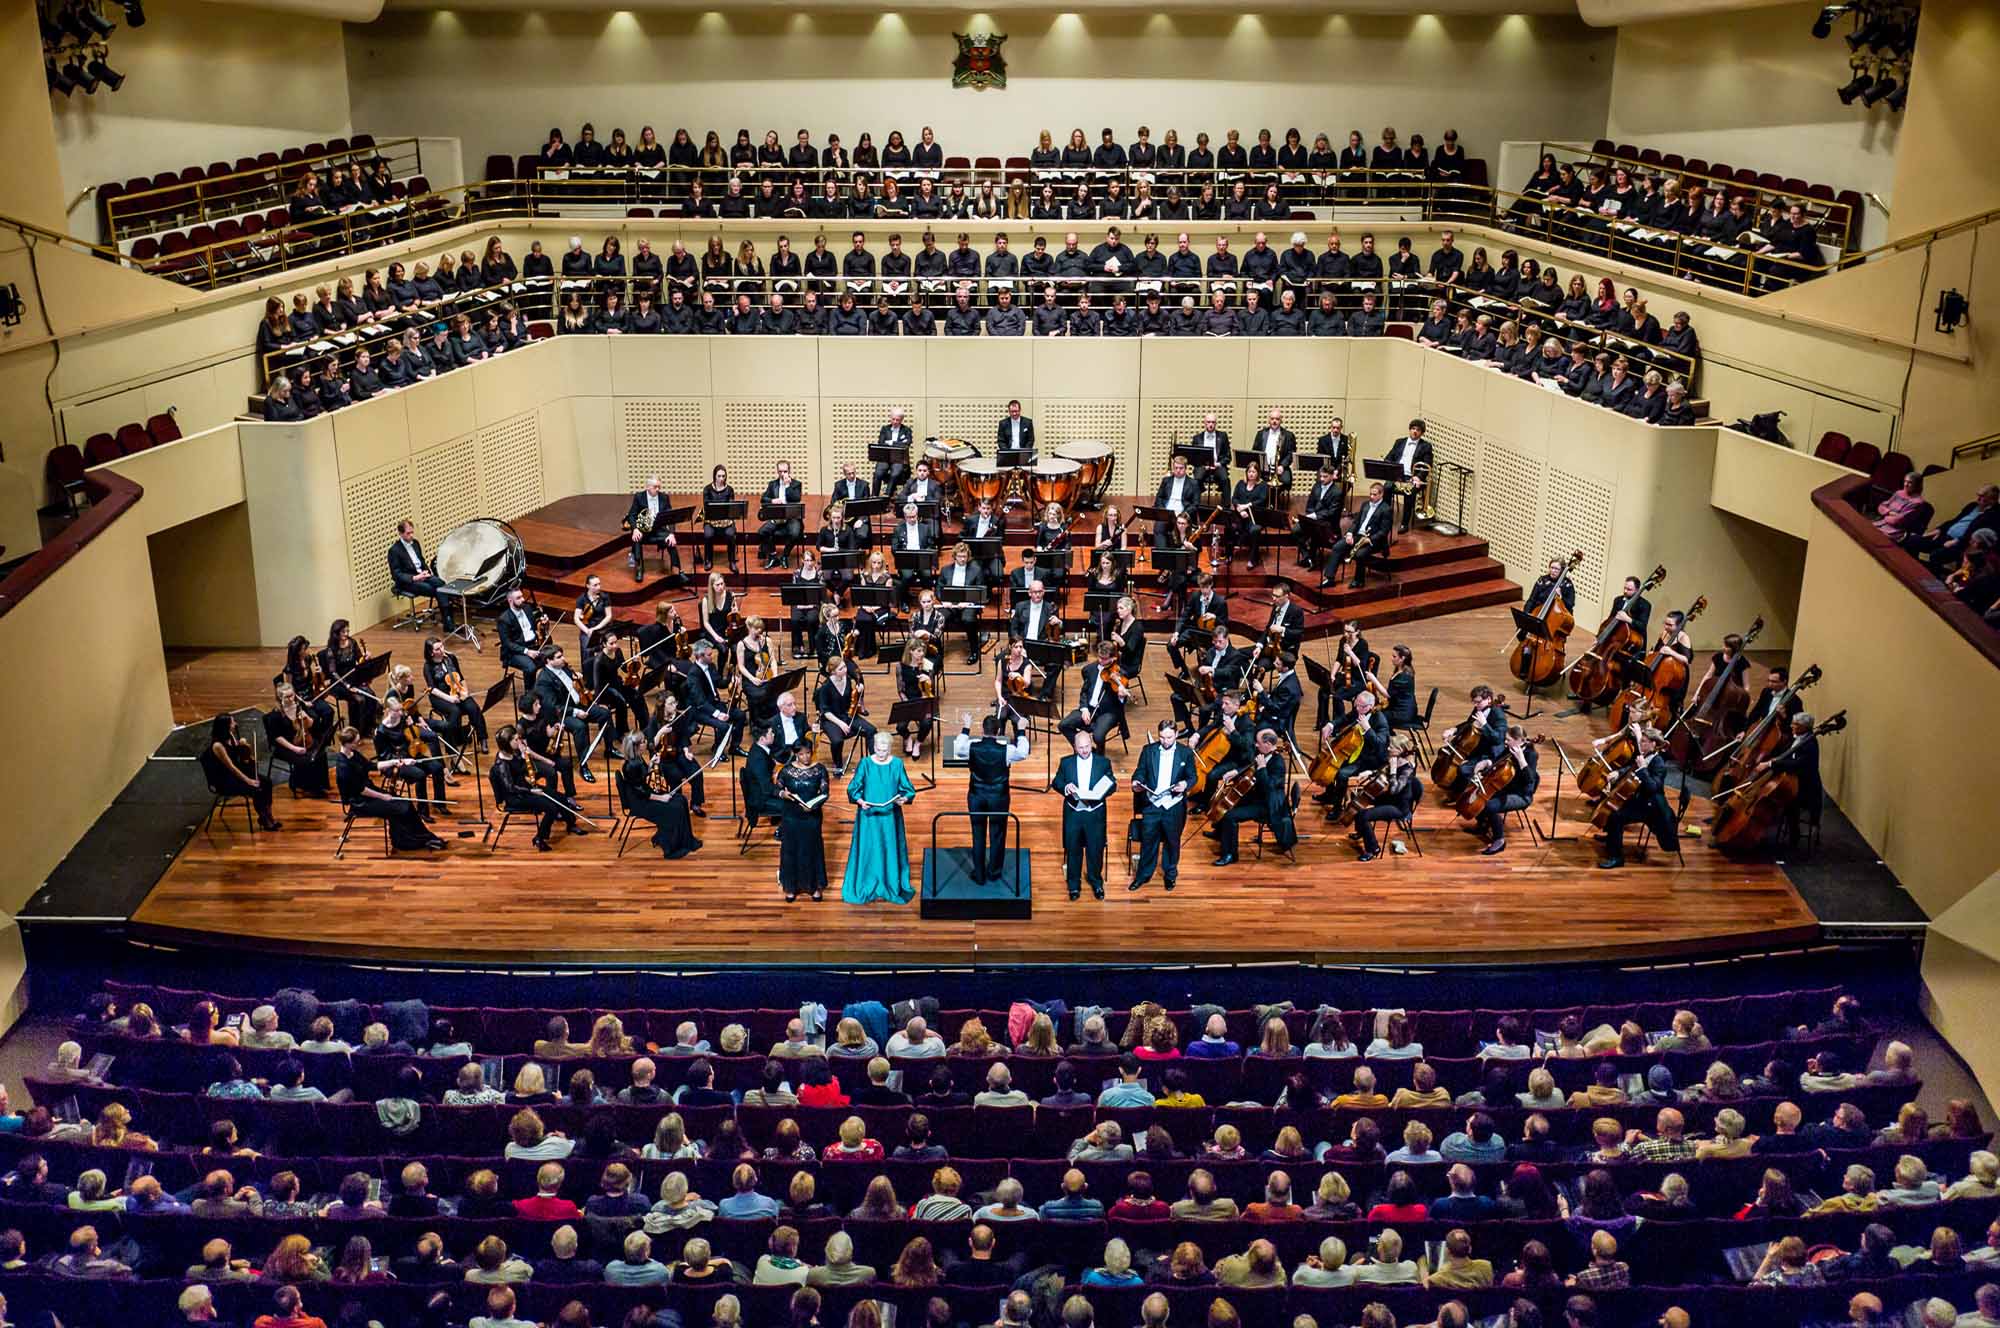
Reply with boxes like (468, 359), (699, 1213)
(954, 711), (1030, 886)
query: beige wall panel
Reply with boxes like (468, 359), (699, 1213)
(241, 418), (353, 646)
(105, 425), (247, 537)
(1245, 339), (1349, 401)
(1923, 929), (2000, 1109)
(710, 335), (815, 398)
(565, 399), (619, 498)
(341, 459), (416, 623)
(926, 338), (1033, 401)
(412, 436), (485, 547)
(1889, 0), (2000, 238)
(537, 401), (583, 506)
(144, 371), (223, 443)
(1709, 431), (1856, 542)
(0, 5), (65, 229)
(62, 387), (152, 451)
(149, 505), (262, 649)
(1036, 400), (1140, 506)
(614, 333), (714, 399)
(1142, 339), (1247, 400)
(717, 398), (820, 492)
(403, 369), (477, 454)
(1345, 338), (1421, 403)
(331, 392), (413, 479)
(818, 338), (923, 399)
(556, 335), (614, 400)
(1028, 339), (1141, 400)
(620, 400), (715, 495)
(474, 339), (568, 426)
(1479, 372), (1564, 474)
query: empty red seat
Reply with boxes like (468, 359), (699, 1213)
(1869, 451), (1913, 496)
(46, 443), (88, 508)
(146, 412), (182, 447)
(974, 155), (1001, 174)
(944, 155), (972, 173)
(129, 236), (158, 263)
(279, 147), (303, 166)
(1813, 432), (1852, 463)
(1684, 158), (1709, 177)
(302, 141), (326, 159)
(1757, 172), (1783, 192)
(265, 206), (289, 227)
(1614, 143), (1639, 160)
(1846, 441), (1882, 473)
(327, 136), (349, 154)
(626, 207), (654, 218)
(1639, 148), (1662, 167)
(350, 132), (375, 152)
(115, 422), (151, 454)
(83, 432), (122, 465)
(1591, 138), (1614, 155)
(483, 153), (514, 184)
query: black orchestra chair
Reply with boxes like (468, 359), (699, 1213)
(1783, 794), (1825, 860)
(265, 747), (298, 799)
(1396, 686), (1439, 762)
(333, 794), (391, 859)
(613, 766), (645, 859)
(1252, 783), (1304, 863)
(1634, 780), (1692, 868)
(737, 768), (775, 855)
(199, 768), (260, 840)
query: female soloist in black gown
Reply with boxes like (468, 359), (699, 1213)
(777, 747), (830, 901)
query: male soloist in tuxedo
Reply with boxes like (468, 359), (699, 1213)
(874, 409), (916, 496)
(1128, 719), (1196, 892)
(1383, 419), (1434, 534)
(387, 520), (456, 630)
(1054, 729), (1116, 899)
(623, 477), (683, 580)
(996, 399), (1035, 455)
(758, 462), (805, 568)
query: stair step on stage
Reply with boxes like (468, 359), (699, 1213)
(514, 494), (1521, 641)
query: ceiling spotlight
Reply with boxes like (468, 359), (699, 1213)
(73, 2), (115, 38)
(86, 54), (124, 91)
(1885, 79), (1908, 112)
(1837, 66), (1874, 104)
(1862, 72), (1899, 107)
(1935, 288), (1969, 335)
(65, 55), (98, 94)
(120, 0), (144, 25)
(46, 57), (79, 96)
(1811, 5), (1848, 39)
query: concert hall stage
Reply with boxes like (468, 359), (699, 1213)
(79, 599), (1829, 970)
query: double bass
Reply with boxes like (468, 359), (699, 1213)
(1710, 712), (1846, 852)
(1673, 617), (1765, 772)
(1452, 735), (1549, 821)
(1565, 565), (1666, 704)
(1612, 596), (1708, 729)
(1713, 664), (1822, 795)
(1508, 550), (1583, 686)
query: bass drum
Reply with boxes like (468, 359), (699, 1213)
(1030, 457), (1082, 513)
(1053, 442), (1114, 506)
(955, 457), (1006, 512)
(434, 517), (526, 610)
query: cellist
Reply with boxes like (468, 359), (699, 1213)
(1209, 727), (1294, 867)
(1751, 711), (1823, 837)
(1642, 610), (1695, 719)
(1192, 689), (1256, 812)
(1526, 557), (1577, 616)
(1436, 684), (1507, 802)
(1353, 734), (1421, 863)
(1597, 728), (1677, 870)
(1469, 726), (1539, 856)
(1745, 665), (1803, 730)
(1315, 689), (1389, 817)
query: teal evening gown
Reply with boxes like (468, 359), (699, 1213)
(841, 754), (916, 904)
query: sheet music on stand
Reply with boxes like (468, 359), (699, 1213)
(995, 448), (1036, 469)
(867, 443), (910, 466)
(887, 697), (938, 789)
(965, 538), (1005, 565)
(819, 549), (863, 575)
(1171, 443), (1218, 465)
(758, 502), (805, 523)
(849, 583), (898, 612)
(704, 499), (748, 524)
(909, 501), (943, 524)
(1083, 590), (1125, 620)
(844, 496), (893, 523)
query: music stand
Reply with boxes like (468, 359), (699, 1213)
(935, 583), (990, 676)
(1171, 443), (1218, 466)
(1508, 607), (1557, 719)
(1083, 590), (1124, 625)
(1031, 549), (1072, 587)
(844, 495), (893, 542)
(1022, 636), (1074, 711)
(891, 547), (938, 597)
(1004, 692), (1059, 792)
(1134, 504), (1181, 530)
(995, 448), (1035, 469)
(1150, 545), (1196, 612)
(704, 499), (747, 570)
(1294, 454), (1328, 475)
(1301, 653), (1336, 730)
(908, 500), (943, 526)
(965, 537), (1005, 578)
(867, 443), (911, 469)
(888, 697), (939, 789)
(1232, 448), (1268, 471)
(1101, 548), (1138, 572)
(654, 503), (696, 587)
(479, 674), (515, 731)
(819, 549), (863, 577)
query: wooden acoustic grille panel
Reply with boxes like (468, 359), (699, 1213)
(1249, 401), (1346, 449)
(620, 399), (709, 493)
(930, 399), (1016, 451)
(825, 399), (920, 464)
(477, 411), (544, 522)
(1472, 442), (1544, 579)
(1421, 415), (1481, 533)
(341, 460), (415, 604)
(1143, 401), (1241, 490)
(719, 399), (812, 488)
(1546, 467), (1617, 609)
(413, 436), (482, 545)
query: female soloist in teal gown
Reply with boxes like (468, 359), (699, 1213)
(842, 749), (917, 904)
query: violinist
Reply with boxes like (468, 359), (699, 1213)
(1108, 595), (1146, 679)
(909, 588), (949, 669)
(1297, 466), (1345, 570)
(1061, 640), (1131, 748)
(814, 654), (875, 772)
(733, 616), (779, 727)
(531, 646), (610, 781)
(620, 732), (700, 861)
(681, 641), (743, 758)
(1382, 645), (1419, 732)
(588, 634), (650, 739)
(1192, 690), (1255, 811)
(1470, 726), (1539, 855)
(336, 725), (445, 851)
(854, 551), (897, 658)
(202, 712), (282, 831)
(1011, 577), (1061, 645)
(789, 547), (827, 656)
(633, 600), (687, 683)
(279, 635), (337, 737)
(497, 588), (553, 689)
(264, 681), (329, 797)
(376, 692), (449, 808)
(319, 619), (380, 735)
(1321, 482), (1394, 589)
(994, 639), (1040, 736)
(1173, 573), (1229, 666)
(938, 542), (986, 661)
(574, 574), (614, 669)
(1209, 727), (1294, 867)
(1263, 653), (1304, 748)
(490, 723), (589, 851)
(1317, 690), (1389, 815)
(1527, 557), (1578, 615)
(423, 637), (488, 754)
(765, 690), (819, 765)
(1263, 583), (1305, 659)
(897, 639), (938, 758)
(1745, 665), (1803, 729)
(1229, 459), (1272, 568)
(1353, 734), (1421, 863)
(1597, 728), (1677, 870)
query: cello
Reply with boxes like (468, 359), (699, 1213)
(1673, 617), (1765, 772)
(1308, 713), (1367, 787)
(1188, 764), (1258, 843)
(1565, 564), (1666, 705)
(1710, 712), (1846, 853)
(1453, 735), (1549, 821)
(1428, 695), (1500, 802)
(1713, 664), (1822, 795)
(1508, 550), (1584, 687)
(1612, 596), (1707, 729)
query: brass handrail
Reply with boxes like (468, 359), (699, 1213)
(1949, 431), (2000, 466)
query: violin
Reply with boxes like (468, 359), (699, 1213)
(1337, 638), (1389, 708)
(1612, 595), (1707, 729)
(647, 752), (672, 794)
(1453, 735), (1549, 821)
(618, 635), (648, 689)
(1714, 664), (1823, 795)
(1565, 564), (1666, 704)
(442, 663), (469, 704)
(1508, 550), (1584, 686)
(1673, 615), (1765, 772)
(1710, 712), (1846, 853)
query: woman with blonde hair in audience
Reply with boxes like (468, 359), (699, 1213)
(1945, 1150), (1999, 1201)
(1516, 1067), (1565, 1110)
(1386, 1120), (1440, 1165)
(827, 1115), (885, 1163)
(588, 1013), (635, 1057)
(1020, 1012), (1060, 1056)
(92, 1102), (156, 1152)
(911, 1166), (971, 1221)
(1293, 1236), (1355, 1287)
(510, 1062), (555, 1105)
(1205, 1124), (1246, 1160)
(1879, 1102), (1929, 1147)
(1304, 1171), (1359, 1221)
(1085, 1237), (1144, 1287)
(829, 1017), (878, 1059)
(1695, 1108), (1754, 1159)
(644, 1113), (703, 1160)
(1252, 1017), (1295, 1058)
(1262, 1126), (1309, 1163)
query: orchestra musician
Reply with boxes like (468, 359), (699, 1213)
(854, 551), (897, 658)
(699, 464), (738, 572)
(1262, 583), (1305, 659)
(1060, 640), (1131, 748)
(777, 739), (830, 902)
(1315, 417), (1354, 483)
(1645, 611), (1696, 718)
(938, 542), (986, 661)
(1054, 729), (1115, 900)
(1383, 645), (1419, 733)
(901, 459), (946, 510)
(1173, 574), (1230, 667)
(1754, 711), (1824, 840)
(1745, 664), (1803, 729)
(814, 654), (875, 772)
(1085, 552), (1128, 638)
(1328, 620), (1374, 724)
(1188, 414), (1230, 501)
(788, 548), (826, 655)
(1297, 465), (1345, 570)
(387, 519), (457, 630)
(1032, 502), (1072, 587)
(1192, 689), (1254, 811)
(423, 637), (489, 754)
(812, 590), (853, 669)
(587, 633), (650, 739)
(1321, 482), (1394, 590)
(633, 600), (686, 685)
(375, 692), (449, 808)
(490, 723), (589, 851)
(1470, 725), (1539, 855)
(623, 477), (683, 581)
(758, 461), (805, 569)
(1317, 690), (1389, 815)
(1153, 455), (1201, 548)
(1352, 735), (1421, 863)
(733, 616), (780, 728)
(319, 619), (381, 735)
(1156, 509), (1199, 610)
(336, 725), (445, 851)
(1596, 727), (1676, 870)
(961, 497), (1008, 582)
(573, 574), (613, 670)
(201, 712), (282, 831)
(995, 639), (1041, 735)
(1010, 578), (1061, 645)
(1263, 652), (1305, 749)
(1108, 595), (1146, 679)
(1229, 459), (1272, 568)
(896, 639), (938, 758)
(829, 462), (871, 550)
(1090, 504), (1131, 555)
(1209, 727), (1295, 866)
(1128, 718), (1196, 893)
(620, 731), (700, 860)
(683, 641), (744, 757)
(1576, 576), (1652, 715)
(698, 570), (738, 655)
(531, 646), (611, 780)
(264, 680), (329, 797)
(1440, 683), (1509, 802)
(1383, 418), (1434, 534)
(1527, 557), (1578, 615)
(497, 589), (554, 690)
(874, 408), (916, 496)
(279, 636), (337, 738)
(652, 706), (707, 818)
(891, 501), (939, 606)
(997, 399), (1035, 454)
(1251, 409), (1297, 493)
(1181, 624), (1249, 726)
(957, 711), (1031, 885)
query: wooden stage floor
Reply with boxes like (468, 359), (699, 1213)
(143, 604), (1819, 966)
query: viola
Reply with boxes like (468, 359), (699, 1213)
(617, 635), (648, 689)
(1565, 564), (1666, 704)
(1714, 664), (1823, 795)
(1508, 550), (1583, 686)
(1710, 712), (1846, 853)
(1674, 615), (1765, 772)
(1613, 595), (1708, 729)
